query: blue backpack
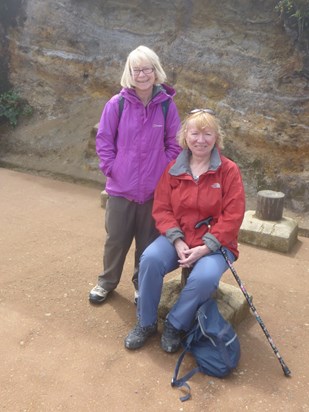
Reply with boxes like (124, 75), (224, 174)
(171, 298), (241, 402)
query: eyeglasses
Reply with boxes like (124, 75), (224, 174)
(132, 67), (155, 76)
(189, 108), (216, 116)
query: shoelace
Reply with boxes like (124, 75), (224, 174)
(93, 285), (107, 295)
(133, 323), (156, 337)
(165, 321), (179, 338)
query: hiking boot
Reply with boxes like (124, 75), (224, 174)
(124, 322), (157, 350)
(161, 319), (182, 353)
(89, 285), (109, 304)
(134, 290), (139, 305)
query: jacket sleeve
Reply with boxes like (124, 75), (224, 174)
(164, 100), (182, 162)
(96, 96), (119, 177)
(203, 161), (245, 253)
(152, 163), (184, 243)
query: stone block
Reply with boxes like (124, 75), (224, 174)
(158, 275), (250, 328)
(101, 190), (108, 209)
(239, 210), (298, 253)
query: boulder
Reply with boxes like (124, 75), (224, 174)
(158, 274), (250, 328)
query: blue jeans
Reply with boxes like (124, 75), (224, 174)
(137, 235), (235, 331)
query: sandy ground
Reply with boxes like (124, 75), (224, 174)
(0, 167), (308, 412)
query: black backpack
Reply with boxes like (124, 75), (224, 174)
(171, 298), (241, 402)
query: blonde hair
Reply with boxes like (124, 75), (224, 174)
(120, 45), (167, 88)
(177, 110), (225, 150)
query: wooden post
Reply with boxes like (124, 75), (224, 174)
(255, 190), (285, 221)
(181, 268), (191, 287)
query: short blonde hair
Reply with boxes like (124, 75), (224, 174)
(177, 110), (225, 150)
(120, 45), (167, 88)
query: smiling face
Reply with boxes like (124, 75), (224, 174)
(185, 121), (217, 159)
(130, 59), (156, 93)
(177, 111), (224, 151)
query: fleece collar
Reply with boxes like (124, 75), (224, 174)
(169, 147), (221, 177)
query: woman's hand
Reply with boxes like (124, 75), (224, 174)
(174, 238), (190, 262)
(178, 244), (210, 268)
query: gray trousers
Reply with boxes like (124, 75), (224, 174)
(97, 196), (158, 292)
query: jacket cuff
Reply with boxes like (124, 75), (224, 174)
(99, 162), (112, 178)
(202, 233), (221, 252)
(166, 228), (184, 245)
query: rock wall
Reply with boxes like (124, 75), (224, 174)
(1, 0), (308, 211)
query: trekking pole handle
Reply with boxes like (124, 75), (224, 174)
(194, 216), (213, 229)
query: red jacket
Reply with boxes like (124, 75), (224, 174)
(152, 148), (245, 258)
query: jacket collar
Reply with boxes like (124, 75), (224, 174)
(169, 146), (221, 177)
(121, 84), (176, 104)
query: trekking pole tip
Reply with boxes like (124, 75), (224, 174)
(283, 365), (291, 377)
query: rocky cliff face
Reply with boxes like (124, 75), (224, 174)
(1, 0), (308, 211)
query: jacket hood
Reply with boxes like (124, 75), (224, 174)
(120, 83), (176, 104)
(159, 83), (176, 98)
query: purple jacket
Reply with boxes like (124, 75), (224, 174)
(96, 84), (181, 203)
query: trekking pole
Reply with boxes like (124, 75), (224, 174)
(220, 247), (291, 377)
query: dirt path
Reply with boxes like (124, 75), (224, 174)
(1, 167), (308, 412)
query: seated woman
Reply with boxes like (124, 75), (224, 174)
(124, 109), (246, 352)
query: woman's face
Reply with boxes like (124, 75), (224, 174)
(131, 59), (156, 93)
(185, 123), (217, 158)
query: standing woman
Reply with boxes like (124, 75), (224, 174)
(89, 45), (181, 305)
(125, 109), (245, 351)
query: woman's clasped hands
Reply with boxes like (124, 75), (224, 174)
(174, 238), (210, 268)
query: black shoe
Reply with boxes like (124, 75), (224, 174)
(89, 285), (109, 304)
(124, 322), (157, 350)
(161, 319), (181, 353)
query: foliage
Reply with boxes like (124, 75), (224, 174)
(0, 89), (33, 127)
(275, 0), (309, 36)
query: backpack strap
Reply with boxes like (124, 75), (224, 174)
(161, 99), (170, 122)
(171, 348), (201, 402)
(118, 95), (125, 119)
